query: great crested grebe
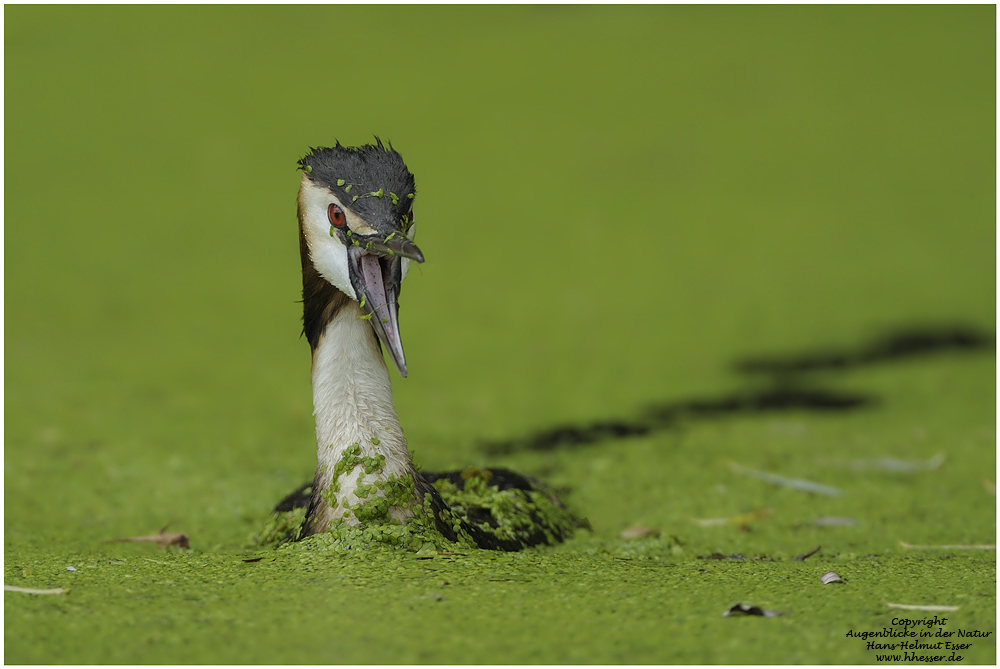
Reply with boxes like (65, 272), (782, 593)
(276, 139), (577, 551)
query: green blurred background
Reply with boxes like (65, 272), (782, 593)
(5, 5), (995, 663)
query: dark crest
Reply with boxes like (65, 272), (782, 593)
(299, 138), (416, 225)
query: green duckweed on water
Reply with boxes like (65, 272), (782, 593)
(5, 5), (995, 664)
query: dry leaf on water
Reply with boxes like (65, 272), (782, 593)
(106, 525), (190, 549)
(693, 507), (773, 527)
(722, 603), (784, 618)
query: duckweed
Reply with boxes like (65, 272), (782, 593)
(256, 465), (579, 555)
(252, 505), (307, 547)
(328, 443), (365, 493)
(432, 469), (578, 549)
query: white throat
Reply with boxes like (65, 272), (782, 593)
(309, 300), (415, 531)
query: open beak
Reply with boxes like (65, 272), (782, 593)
(347, 238), (424, 377)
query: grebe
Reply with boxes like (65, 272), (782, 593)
(277, 140), (577, 551)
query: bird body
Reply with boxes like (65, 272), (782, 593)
(275, 139), (578, 549)
(295, 142), (422, 533)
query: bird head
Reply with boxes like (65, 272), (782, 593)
(297, 139), (423, 377)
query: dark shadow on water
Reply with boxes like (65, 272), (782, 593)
(735, 327), (994, 375)
(482, 325), (994, 455)
(485, 387), (871, 455)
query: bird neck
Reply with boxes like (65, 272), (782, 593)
(307, 297), (417, 532)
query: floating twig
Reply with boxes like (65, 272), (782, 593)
(620, 526), (660, 539)
(899, 541), (995, 550)
(887, 602), (960, 612)
(4, 585), (68, 595)
(794, 545), (821, 561)
(698, 553), (746, 560)
(727, 461), (841, 496)
(848, 453), (945, 472)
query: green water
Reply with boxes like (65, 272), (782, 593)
(5, 6), (995, 663)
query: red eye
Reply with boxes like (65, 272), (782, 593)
(328, 203), (346, 227)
